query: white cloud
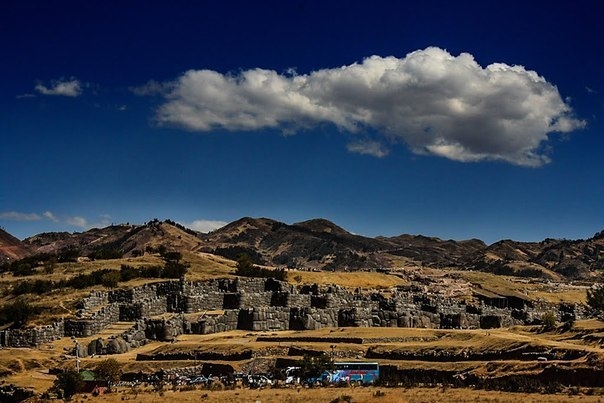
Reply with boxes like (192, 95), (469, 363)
(182, 219), (228, 233)
(0, 210), (114, 232)
(153, 47), (584, 167)
(43, 211), (59, 222)
(0, 211), (42, 221)
(347, 140), (389, 158)
(35, 78), (83, 97)
(66, 216), (88, 229)
(129, 80), (171, 96)
(65, 214), (112, 230)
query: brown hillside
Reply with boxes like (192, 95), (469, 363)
(0, 228), (30, 263)
(4, 218), (604, 280)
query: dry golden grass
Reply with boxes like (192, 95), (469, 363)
(454, 270), (586, 304)
(73, 386), (604, 403)
(3, 321), (604, 398)
(182, 252), (236, 280)
(0, 253), (601, 401)
(286, 270), (406, 290)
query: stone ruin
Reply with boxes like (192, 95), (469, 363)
(0, 275), (586, 349)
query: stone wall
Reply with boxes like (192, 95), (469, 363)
(237, 307), (290, 331)
(119, 296), (168, 321)
(143, 315), (185, 341)
(77, 291), (108, 310)
(0, 320), (64, 347)
(0, 275), (590, 348)
(191, 310), (239, 334)
(65, 303), (120, 337)
(182, 292), (224, 313)
(239, 292), (273, 309)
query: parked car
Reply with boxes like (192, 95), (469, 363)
(188, 375), (209, 385)
(247, 374), (273, 388)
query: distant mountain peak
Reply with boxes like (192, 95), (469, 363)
(2, 219), (603, 280)
(293, 218), (350, 235)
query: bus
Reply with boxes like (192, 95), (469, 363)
(330, 361), (379, 385)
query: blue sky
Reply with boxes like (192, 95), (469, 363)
(1, 0), (603, 244)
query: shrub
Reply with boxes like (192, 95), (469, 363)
(161, 261), (189, 278)
(88, 248), (124, 260)
(52, 369), (83, 399)
(235, 253), (286, 281)
(101, 271), (121, 288)
(95, 358), (122, 384)
(587, 283), (604, 313)
(0, 299), (42, 327)
(541, 311), (557, 332)
(57, 247), (80, 263)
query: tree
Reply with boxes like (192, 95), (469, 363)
(300, 353), (334, 382)
(541, 311), (557, 332)
(43, 257), (56, 274)
(587, 284), (604, 313)
(52, 369), (83, 400)
(236, 253), (255, 273)
(95, 358), (122, 384)
(101, 271), (121, 288)
(0, 299), (40, 327)
(161, 260), (189, 278)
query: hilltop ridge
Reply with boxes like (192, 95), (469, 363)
(1, 218), (603, 280)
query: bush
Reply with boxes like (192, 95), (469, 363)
(1, 252), (57, 275)
(161, 261), (189, 278)
(52, 369), (83, 399)
(95, 358), (122, 384)
(0, 299), (41, 327)
(235, 253), (286, 281)
(161, 251), (182, 262)
(88, 248), (124, 260)
(541, 311), (557, 332)
(57, 247), (80, 263)
(587, 283), (604, 313)
(101, 271), (121, 288)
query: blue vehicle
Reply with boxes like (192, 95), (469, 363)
(330, 362), (379, 385)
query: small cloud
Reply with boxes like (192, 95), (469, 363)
(66, 216), (88, 229)
(129, 80), (170, 96)
(0, 211), (42, 221)
(181, 219), (228, 233)
(117, 105), (127, 111)
(347, 140), (389, 158)
(16, 93), (36, 99)
(65, 214), (111, 230)
(586, 86), (597, 94)
(43, 211), (59, 222)
(35, 77), (83, 97)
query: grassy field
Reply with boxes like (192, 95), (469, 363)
(454, 270), (588, 304)
(70, 386), (604, 403)
(0, 254), (599, 401)
(285, 269), (406, 290)
(3, 320), (604, 398)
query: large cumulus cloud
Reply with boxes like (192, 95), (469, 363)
(152, 47), (584, 166)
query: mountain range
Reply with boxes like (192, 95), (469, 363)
(1, 217), (603, 280)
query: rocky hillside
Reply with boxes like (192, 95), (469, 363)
(22, 219), (202, 258)
(3, 218), (604, 280)
(201, 217), (396, 269)
(0, 228), (30, 263)
(470, 233), (604, 279)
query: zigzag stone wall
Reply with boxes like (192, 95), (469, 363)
(0, 276), (587, 348)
